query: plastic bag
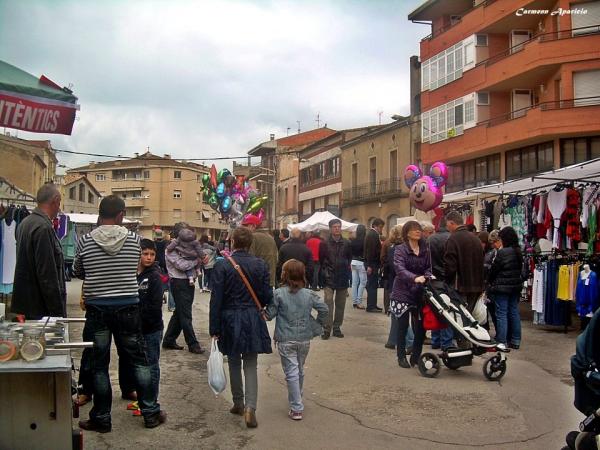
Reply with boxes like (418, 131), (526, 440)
(472, 293), (488, 325)
(207, 338), (227, 395)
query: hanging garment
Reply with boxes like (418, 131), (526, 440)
(576, 270), (599, 317)
(508, 204), (526, 245)
(587, 206), (598, 257)
(557, 264), (571, 300)
(1, 219), (17, 284)
(547, 188), (567, 248)
(565, 188), (581, 247)
(493, 200), (502, 229)
(544, 260), (571, 326)
(55, 214), (69, 240)
(581, 186), (596, 228)
(532, 266), (545, 313)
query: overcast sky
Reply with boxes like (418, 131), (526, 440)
(0, 0), (427, 171)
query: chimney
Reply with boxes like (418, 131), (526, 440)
(89, 161), (96, 167)
(134, 152), (139, 158)
(269, 134), (275, 141)
(164, 154), (171, 159)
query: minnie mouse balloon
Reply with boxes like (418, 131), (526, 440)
(404, 162), (448, 212)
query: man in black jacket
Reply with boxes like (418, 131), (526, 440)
(444, 211), (484, 312)
(364, 218), (384, 312)
(12, 184), (66, 319)
(319, 219), (352, 339)
(276, 228), (314, 283)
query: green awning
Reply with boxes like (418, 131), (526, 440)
(0, 59), (78, 105)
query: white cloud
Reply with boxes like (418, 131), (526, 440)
(0, 0), (426, 170)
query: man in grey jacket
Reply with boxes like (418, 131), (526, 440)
(12, 184), (66, 319)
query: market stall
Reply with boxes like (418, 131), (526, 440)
(286, 211), (358, 232)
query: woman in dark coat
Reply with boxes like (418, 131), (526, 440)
(487, 226), (523, 350)
(390, 221), (432, 368)
(209, 226), (272, 428)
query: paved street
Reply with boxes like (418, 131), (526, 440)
(66, 279), (582, 450)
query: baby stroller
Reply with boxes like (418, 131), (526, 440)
(563, 308), (600, 450)
(416, 279), (508, 381)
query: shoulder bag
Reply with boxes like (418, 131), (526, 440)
(225, 255), (267, 321)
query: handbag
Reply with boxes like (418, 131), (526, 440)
(225, 255), (267, 321)
(422, 304), (447, 331)
(472, 293), (488, 325)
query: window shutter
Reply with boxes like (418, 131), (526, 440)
(574, 70), (600, 106)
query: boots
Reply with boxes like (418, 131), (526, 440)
(229, 403), (244, 416)
(244, 407), (257, 428)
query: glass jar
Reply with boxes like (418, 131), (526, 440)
(20, 329), (45, 362)
(0, 330), (20, 362)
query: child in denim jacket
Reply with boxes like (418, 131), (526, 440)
(266, 259), (328, 420)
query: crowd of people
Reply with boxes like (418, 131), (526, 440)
(8, 183), (525, 433)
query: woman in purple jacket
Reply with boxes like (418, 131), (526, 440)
(390, 221), (432, 368)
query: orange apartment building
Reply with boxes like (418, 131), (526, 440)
(409, 0), (600, 192)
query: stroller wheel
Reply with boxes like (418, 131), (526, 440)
(483, 355), (507, 381)
(418, 353), (441, 378)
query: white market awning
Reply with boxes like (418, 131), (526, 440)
(442, 158), (600, 203)
(66, 213), (138, 224)
(287, 211), (358, 232)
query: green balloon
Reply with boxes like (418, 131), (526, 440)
(202, 173), (210, 188)
(208, 192), (220, 211)
(203, 190), (210, 202)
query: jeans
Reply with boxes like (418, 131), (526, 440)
(350, 260), (367, 305)
(167, 284), (175, 310)
(493, 293), (521, 345)
(204, 268), (213, 291)
(396, 309), (425, 364)
(386, 315), (414, 348)
(229, 353), (258, 410)
(431, 328), (454, 350)
(323, 288), (347, 332)
(119, 329), (163, 401)
(311, 262), (320, 290)
(83, 304), (159, 425)
(278, 341), (310, 412)
(366, 263), (380, 310)
(164, 279), (199, 348)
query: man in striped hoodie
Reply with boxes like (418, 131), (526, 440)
(74, 195), (165, 433)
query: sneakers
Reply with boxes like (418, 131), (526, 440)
(127, 401), (139, 411)
(188, 344), (205, 354)
(352, 304), (365, 310)
(496, 343), (510, 352)
(79, 419), (111, 434)
(162, 342), (184, 350)
(321, 331), (330, 340)
(384, 343), (396, 350)
(398, 357), (411, 369)
(144, 410), (167, 428)
(289, 410), (303, 421)
(509, 343), (520, 350)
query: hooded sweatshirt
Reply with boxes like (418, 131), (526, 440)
(73, 225), (141, 305)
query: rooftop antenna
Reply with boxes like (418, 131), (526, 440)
(297, 121), (301, 134)
(378, 111), (383, 125)
(315, 112), (321, 128)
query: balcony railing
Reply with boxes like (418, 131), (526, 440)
(342, 177), (406, 204)
(483, 96), (600, 128)
(481, 25), (600, 67)
(300, 172), (339, 188)
(420, 0), (496, 42)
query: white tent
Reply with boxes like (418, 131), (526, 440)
(67, 213), (138, 224)
(287, 211), (358, 232)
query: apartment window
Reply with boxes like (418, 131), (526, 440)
(143, 170), (150, 179)
(476, 34), (488, 46)
(332, 157), (340, 177)
(292, 184), (297, 206)
(284, 187), (289, 210)
(477, 92), (489, 105)
(561, 136), (600, 167)
(174, 170), (181, 179)
(78, 184), (85, 202)
(369, 157), (376, 193)
(351, 163), (358, 188)
(88, 192), (94, 204)
(422, 93), (475, 144)
(390, 150), (398, 180)
(69, 186), (76, 200)
(422, 39), (467, 91)
(143, 209), (150, 217)
(173, 190), (182, 199)
(301, 168), (311, 186)
(506, 142), (554, 179)
(173, 209), (182, 218)
(95, 173), (105, 181)
(447, 154), (500, 192)
(196, 174), (201, 182)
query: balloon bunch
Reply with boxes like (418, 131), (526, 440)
(201, 164), (268, 225)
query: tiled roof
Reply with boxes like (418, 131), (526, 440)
(276, 128), (337, 147)
(70, 151), (208, 172)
